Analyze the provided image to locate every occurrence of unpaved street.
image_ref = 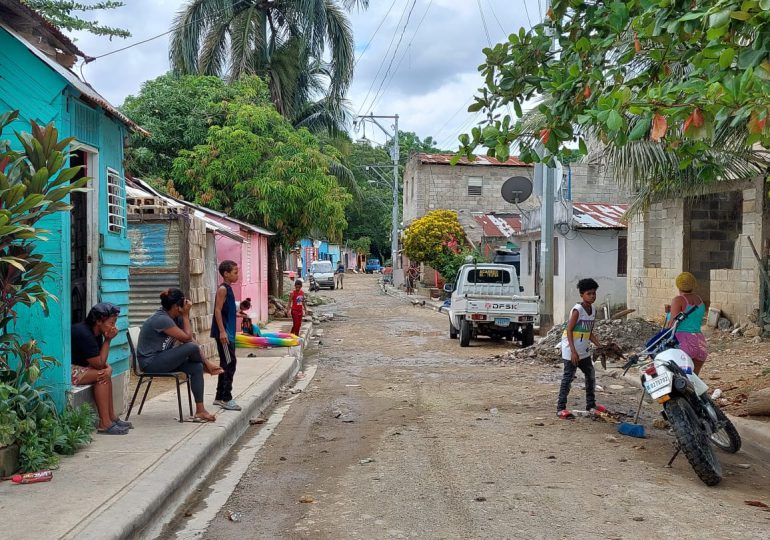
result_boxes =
[168,274,770,539]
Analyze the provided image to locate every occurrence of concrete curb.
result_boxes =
[380,281,444,313]
[73,323,313,540]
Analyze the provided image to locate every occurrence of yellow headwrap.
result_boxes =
[675,272,697,293]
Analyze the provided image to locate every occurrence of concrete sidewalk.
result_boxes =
[0,320,310,540]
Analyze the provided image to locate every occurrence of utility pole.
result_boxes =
[539,0,556,330]
[354,113,401,282]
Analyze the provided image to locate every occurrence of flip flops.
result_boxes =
[114,418,133,429]
[191,413,216,423]
[98,422,129,435]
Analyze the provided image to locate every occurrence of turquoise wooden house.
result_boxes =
[0,0,147,409]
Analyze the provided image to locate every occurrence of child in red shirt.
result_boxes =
[289,279,306,336]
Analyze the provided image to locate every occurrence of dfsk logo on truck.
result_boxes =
[484,302,518,310]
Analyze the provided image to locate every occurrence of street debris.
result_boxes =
[359,457,375,465]
[299,495,315,503]
[744,500,769,509]
[605,435,620,443]
[474,496,487,502]
[249,417,267,425]
[225,510,242,522]
[736,464,752,469]
[652,418,670,430]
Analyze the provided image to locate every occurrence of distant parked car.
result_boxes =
[365,258,382,273]
[309,260,335,290]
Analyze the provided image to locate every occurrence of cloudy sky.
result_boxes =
[74,0,545,149]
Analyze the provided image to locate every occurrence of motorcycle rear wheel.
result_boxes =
[665,397,722,486]
[704,397,742,453]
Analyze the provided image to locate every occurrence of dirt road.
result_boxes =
[167,274,770,539]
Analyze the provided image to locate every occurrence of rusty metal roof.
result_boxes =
[572,203,628,229]
[415,153,531,167]
[0,0,86,58]
[472,213,522,238]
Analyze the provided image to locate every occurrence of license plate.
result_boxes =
[494,318,510,326]
[644,370,672,394]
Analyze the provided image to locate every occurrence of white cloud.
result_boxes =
[68,0,544,143]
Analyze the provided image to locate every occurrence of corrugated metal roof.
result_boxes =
[572,203,628,229]
[416,153,531,167]
[0,22,148,135]
[472,213,521,238]
[0,0,86,58]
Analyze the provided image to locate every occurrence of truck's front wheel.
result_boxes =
[521,325,535,347]
[459,319,471,347]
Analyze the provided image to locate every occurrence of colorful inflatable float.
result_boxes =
[235,327,301,348]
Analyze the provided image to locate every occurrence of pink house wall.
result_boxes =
[208,215,270,323]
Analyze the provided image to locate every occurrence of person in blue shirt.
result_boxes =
[211,260,241,411]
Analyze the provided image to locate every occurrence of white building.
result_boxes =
[518,203,629,324]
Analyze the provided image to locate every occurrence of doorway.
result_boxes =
[70,149,97,324]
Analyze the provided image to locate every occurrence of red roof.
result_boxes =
[473,213,521,238]
[416,153,531,167]
[572,203,628,229]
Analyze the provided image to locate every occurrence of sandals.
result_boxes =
[114,418,133,429]
[191,412,216,423]
[557,410,576,420]
[98,422,129,435]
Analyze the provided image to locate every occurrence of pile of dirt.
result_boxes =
[268,296,290,318]
[502,318,661,363]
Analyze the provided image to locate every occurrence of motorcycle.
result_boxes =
[621,306,741,486]
[308,274,320,292]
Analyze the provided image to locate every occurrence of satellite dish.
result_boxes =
[501,176,533,204]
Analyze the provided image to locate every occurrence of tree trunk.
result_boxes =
[746,388,770,416]
[277,246,286,298]
[267,238,280,298]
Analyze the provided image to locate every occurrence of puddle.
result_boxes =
[395,329,444,337]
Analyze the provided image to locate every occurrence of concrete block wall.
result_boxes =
[186,216,217,361]
[402,158,533,225]
[568,163,633,204]
[628,181,763,324]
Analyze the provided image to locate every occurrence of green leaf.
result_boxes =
[738,49,766,69]
[730,11,751,21]
[708,9,731,28]
[762,0,770,9]
[628,116,652,141]
[719,48,736,69]
[606,110,624,131]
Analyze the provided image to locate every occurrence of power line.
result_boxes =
[522,0,534,29]
[86,0,248,62]
[360,0,418,115]
[367,0,434,112]
[486,0,508,39]
[354,0,399,68]
[432,97,474,144]
[476,0,492,46]
[356,0,412,116]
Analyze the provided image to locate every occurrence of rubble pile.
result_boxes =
[502,318,661,362]
[268,296,290,318]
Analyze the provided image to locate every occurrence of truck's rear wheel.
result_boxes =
[521,325,535,347]
[449,321,458,339]
[459,319,471,347]
[665,397,722,486]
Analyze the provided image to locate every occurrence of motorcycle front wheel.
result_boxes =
[665,397,722,486]
[703,397,742,453]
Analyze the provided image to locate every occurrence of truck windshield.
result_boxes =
[467,268,511,284]
[311,261,333,273]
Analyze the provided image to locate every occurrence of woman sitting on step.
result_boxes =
[136,288,224,422]
[71,302,132,435]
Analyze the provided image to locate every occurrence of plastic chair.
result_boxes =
[125,327,193,423]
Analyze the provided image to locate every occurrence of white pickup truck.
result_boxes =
[446,263,539,347]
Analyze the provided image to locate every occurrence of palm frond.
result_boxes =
[229,6,267,78]
[198,18,232,76]
[321,0,354,97]
[327,159,361,198]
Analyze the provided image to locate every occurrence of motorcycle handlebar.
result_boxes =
[622,354,639,375]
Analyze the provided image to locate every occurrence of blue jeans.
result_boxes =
[557,356,596,412]
[140,342,205,403]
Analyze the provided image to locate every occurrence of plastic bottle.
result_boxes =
[11,470,53,484]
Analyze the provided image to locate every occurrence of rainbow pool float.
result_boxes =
[235,330,301,348]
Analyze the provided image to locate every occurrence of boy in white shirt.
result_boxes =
[557,278,605,418]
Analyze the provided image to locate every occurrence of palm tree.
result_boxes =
[169,0,368,132]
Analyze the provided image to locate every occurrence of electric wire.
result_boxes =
[354,0,399,68]
[486,0,509,39]
[367,0,435,112]
[360,0,418,115]
[86,0,250,62]
[355,0,412,116]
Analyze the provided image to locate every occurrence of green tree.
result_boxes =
[171,102,351,296]
[23,1,130,38]
[169,0,369,133]
[120,75,270,179]
[460,0,770,208]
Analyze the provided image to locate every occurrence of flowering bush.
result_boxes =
[403,210,468,282]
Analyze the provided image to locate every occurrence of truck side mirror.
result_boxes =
[443,283,455,294]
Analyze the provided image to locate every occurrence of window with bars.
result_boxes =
[467,176,483,196]
[617,236,628,276]
[106,168,126,234]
